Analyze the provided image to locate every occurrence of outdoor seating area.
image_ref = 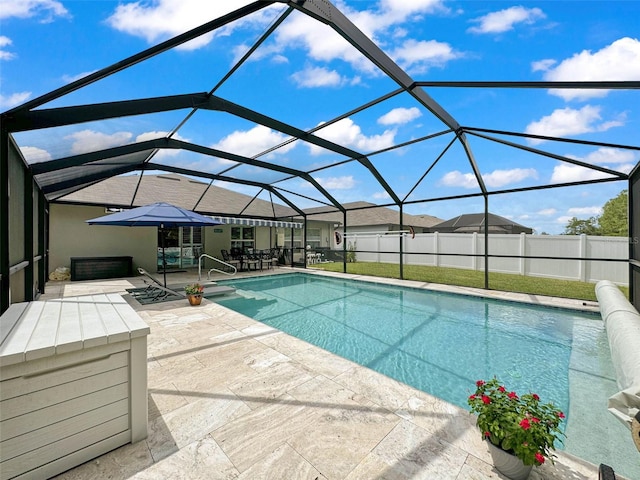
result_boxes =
[25,269,610,480]
[222,248,281,272]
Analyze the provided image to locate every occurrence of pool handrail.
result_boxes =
[198,253,237,281]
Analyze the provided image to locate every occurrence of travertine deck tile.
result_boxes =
[131,434,239,480]
[345,420,468,480]
[211,393,322,473]
[236,443,326,480]
[45,271,617,480]
[146,386,251,462]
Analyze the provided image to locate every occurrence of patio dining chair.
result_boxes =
[221,249,241,271]
[243,248,262,270]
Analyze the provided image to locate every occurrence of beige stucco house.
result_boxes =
[48,174,445,277]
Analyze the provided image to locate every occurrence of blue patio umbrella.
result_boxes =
[87,202,221,287]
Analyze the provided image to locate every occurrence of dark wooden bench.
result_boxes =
[70,256,133,281]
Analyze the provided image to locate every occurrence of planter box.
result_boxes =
[0,294,149,480]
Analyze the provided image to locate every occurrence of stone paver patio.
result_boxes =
[40,268,616,480]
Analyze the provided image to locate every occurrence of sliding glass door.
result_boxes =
[157,226,203,270]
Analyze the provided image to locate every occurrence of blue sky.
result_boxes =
[1,0,638,234]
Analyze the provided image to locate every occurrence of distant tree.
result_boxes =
[563,216,599,235]
[598,190,628,236]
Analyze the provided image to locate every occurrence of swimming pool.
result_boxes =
[214,273,639,478]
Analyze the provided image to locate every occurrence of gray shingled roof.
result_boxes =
[59,175,443,228]
[302,201,443,228]
[428,213,533,234]
[59,173,297,219]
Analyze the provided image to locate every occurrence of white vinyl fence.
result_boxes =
[341,232,629,286]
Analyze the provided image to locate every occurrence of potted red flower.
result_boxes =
[468,377,566,479]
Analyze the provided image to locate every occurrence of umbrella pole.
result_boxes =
[161,225,167,287]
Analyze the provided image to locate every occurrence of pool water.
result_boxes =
[215,273,639,478]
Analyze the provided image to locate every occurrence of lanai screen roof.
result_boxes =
[2,1,639,232]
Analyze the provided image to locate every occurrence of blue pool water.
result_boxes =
[214,273,639,478]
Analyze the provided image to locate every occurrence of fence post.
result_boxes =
[472,232,478,271]
[579,234,587,282]
[377,234,381,263]
[434,232,439,267]
[520,233,526,276]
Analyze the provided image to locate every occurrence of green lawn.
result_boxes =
[308,261,629,302]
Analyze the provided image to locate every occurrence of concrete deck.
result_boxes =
[42,268,615,480]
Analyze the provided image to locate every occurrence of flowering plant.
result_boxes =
[184,283,204,295]
[468,377,566,466]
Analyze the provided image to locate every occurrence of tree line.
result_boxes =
[563,190,628,236]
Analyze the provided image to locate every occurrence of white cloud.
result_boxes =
[276,13,376,74]
[525,105,624,144]
[531,59,555,72]
[538,37,640,100]
[106,1,278,51]
[135,131,189,143]
[391,39,462,73]
[549,164,615,184]
[439,170,479,189]
[568,206,602,215]
[291,66,347,88]
[482,168,538,188]
[315,175,356,190]
[20,146,52,163]
[372,191,391,199]
[577,147,637,165]
[550,146,636,183]
[62,70,98,84]
[310,118,396,155]
[274,1,451,75]
[135,131,190,159]
[378,107,422,125]
[0,0,68,21]
[210,125,295,159]
[537,208,557,216]
[105,0,451,74]
[0,36,15,60]
[0,91,31,109]
[468,6,545,34]
[378,0,445,19]
[439,168,537,189]
[556,216,573,224]
[65,130,133,155]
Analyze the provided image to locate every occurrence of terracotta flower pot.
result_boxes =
[187,294,202,306]
[486,440,533,480]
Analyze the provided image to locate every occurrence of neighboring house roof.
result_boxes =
[58,174,445,230]
[57,173,298,219]
[303,201,443,229]
[428,213,533,234]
